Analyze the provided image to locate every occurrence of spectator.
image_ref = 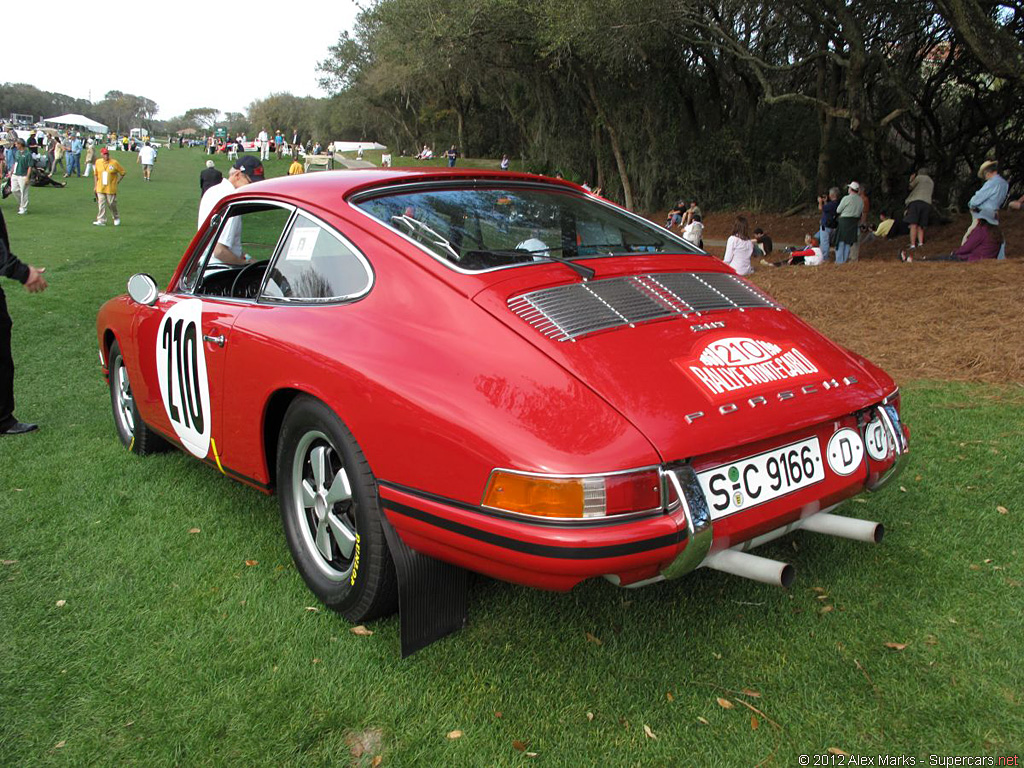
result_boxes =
[67,134,83,177]
[199,160,223,197]
[903,168,934,254]
[445,145,458,167]
[137,141,157,181]
[682,201,702,229]
[762,234,824,267]
[834,181,864,264]
[861,210,910,246]
[288,156,304,175]
[752,227,773,259]
[901,211,1002,262]
[275,130,284,159]
[817,187,840,259]
[963,160,1008,255]
[381,153,392,168]
[92,148,126,227]
[197,156,265,266]
[0,205,48,435]
[500,154,509,171]
[83,139,96,178]
[723,216,754,276]
[10,139,33,215]
[665,200,686,229]
[51,136,65,176]
[1008,193,1023,211]
[682,214,704,249]
[257,128,269,161]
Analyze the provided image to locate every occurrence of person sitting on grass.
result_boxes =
[752,227,773,259]
[761,234,824,267]
[682,214,703,249]
[900,211,1002,262]
[723,216,754,276]
[665,200,686,229]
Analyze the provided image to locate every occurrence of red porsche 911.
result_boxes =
[97,169,908,654]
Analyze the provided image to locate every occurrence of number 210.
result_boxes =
[161,317,204,432]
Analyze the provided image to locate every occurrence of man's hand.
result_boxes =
[24,266,47,293]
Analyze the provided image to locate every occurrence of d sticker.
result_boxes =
[826,428,864,476]
[156,299,212,458]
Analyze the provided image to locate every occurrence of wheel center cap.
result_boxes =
[314,493,328,518]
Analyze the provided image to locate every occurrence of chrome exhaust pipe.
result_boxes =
[701,549,795,588]
[799,512,884,543]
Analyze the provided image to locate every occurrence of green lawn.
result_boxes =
[1,148,1021,765]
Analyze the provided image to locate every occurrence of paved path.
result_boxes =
[335,157,376,169]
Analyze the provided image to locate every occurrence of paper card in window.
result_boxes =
[287,226,320,261]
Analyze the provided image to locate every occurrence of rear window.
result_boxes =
[354,185,697,272]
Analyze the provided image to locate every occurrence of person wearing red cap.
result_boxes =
[93,147,126,226]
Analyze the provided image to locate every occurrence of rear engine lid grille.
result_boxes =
[508,272,777,342]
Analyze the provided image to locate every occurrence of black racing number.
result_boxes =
[161,316,204,432]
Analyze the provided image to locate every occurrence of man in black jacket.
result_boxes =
[0,206,48,435]
[199,160,223,197]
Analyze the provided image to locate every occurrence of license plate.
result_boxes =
[697,437,825,520]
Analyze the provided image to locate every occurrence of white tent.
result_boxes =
[43,113,108,134]
[331,141,387,153]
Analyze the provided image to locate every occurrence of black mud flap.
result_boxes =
[379,511,468,657]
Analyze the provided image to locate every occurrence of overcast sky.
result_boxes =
[10,2,361,120]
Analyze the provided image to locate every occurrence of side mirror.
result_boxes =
[127,273,159,306]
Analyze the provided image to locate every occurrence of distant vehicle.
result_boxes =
[9,113,34,126]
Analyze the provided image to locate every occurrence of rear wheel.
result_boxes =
[277,396,397,622]
[108,340,168,455]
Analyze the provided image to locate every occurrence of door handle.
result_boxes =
[203,334,225,347]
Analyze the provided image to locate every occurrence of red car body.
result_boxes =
[97,169,908,622]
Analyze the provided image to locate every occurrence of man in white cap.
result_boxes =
[834,181,863,264]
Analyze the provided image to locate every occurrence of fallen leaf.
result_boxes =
[54,740,66,749]
[712,652,722,659]
[924,636,938,646]
[124,721,134,728]
[447,730,463,740]
[716,697,734,709]
[304,606,320,612]
[883,642,908,651]
[351,625,374,637]
[643,724,657,740]
[914,474,922,482]
[188,528,201,534]
[816,594,830,600]
[741,688,761,698]
[997,506,1009,515]
[494,711,503,718]
[751,715,760,730]
[56,600,66,608]
[312,658,321,664]
[244,559,258,567]
[372,757,383,767]
[948,617,958,624]
[969,564,981,571]
[585,632,602,646]
[526,752,538,758]
[586,712,594,722]
[820,605,834,614]
[512,740,527,752]
[984,559,993,563]
[666,691,674,702]
[2,560,18,566]
[828,748,850,756]
[811,587,827,594]
[697,716,710,725]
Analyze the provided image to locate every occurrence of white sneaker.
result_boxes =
[93,220,104,226]
[113,219,121,226]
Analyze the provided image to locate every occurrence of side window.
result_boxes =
[261,214,372,302]
[187,204,292,299]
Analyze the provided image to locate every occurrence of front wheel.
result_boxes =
[108,340,168,455]
[277,396,397,622]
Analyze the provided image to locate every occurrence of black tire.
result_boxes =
[277,395,398,622]
[108,340,168,455]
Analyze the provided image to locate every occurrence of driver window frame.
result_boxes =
[256,208,375,306]
[178,199,297,302]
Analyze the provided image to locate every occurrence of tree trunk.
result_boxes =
[585,74,633,210]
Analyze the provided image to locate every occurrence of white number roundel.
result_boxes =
[156,299,211,458]
[826,428,864,476]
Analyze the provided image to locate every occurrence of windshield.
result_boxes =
[354,185,699,272]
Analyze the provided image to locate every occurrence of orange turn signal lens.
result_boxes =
[482,469,663,520]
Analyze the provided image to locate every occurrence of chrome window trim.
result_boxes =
[179,199,297,300]
[257,207,375,305]
[347,180,700,276]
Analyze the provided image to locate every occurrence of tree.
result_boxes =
[183,107,220,131]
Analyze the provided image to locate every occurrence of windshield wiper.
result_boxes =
[580,241,666,254]
[475,247,596,281]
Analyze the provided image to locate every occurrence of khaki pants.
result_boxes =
[97,193,119,223]
[11,175,29,213]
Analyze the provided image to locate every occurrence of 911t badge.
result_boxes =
[677,335,824,400]
[156,299,211,458]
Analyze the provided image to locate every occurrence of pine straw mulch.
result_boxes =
[747,259,1024,385]
[646,209,1024,384]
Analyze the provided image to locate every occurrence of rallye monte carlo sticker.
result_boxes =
[156,299,211,459]
[676,336,824,400]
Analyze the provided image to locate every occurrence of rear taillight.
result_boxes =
[482,468,662,520]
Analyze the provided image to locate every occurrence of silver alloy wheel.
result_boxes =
[113,356,135,436]
[290,430,358,582]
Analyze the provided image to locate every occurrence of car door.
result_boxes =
[132,201,294,466]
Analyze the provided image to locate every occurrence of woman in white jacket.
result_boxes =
[723,216,754,275]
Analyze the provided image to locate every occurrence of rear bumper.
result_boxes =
[379,402,909,590]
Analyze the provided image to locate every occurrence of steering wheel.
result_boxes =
[229,260,265,298]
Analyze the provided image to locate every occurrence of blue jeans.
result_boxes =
[817,227,835,260]
[835,241,851,264]
[67,153,80,176]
